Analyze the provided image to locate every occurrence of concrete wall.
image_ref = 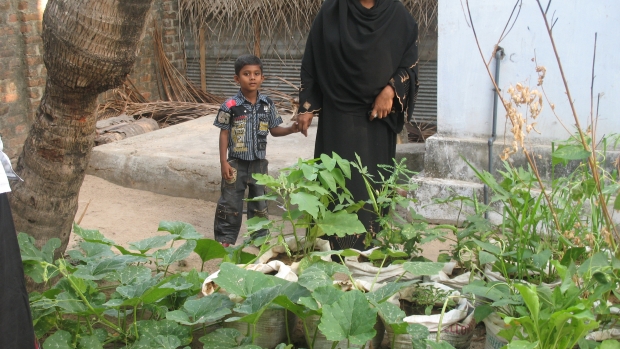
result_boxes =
[0,0,184,160]
[438,0,619,142]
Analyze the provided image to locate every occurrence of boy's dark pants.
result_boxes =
[214,158,269,244]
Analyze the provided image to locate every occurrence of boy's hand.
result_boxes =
[221,161,234,180]
[291,121,301,134]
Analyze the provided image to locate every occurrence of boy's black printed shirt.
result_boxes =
[214,90,283,161]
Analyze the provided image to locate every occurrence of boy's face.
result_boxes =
[234,64,264,95]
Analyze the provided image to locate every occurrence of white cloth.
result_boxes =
[0,137,12,194]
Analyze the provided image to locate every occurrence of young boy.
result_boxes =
[213,54,301,247]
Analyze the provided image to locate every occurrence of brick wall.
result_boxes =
[2,0,186,159]
[128,0,185,101]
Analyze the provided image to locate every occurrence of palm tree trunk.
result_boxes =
[9,0,154,259]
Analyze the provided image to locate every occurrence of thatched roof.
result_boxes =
[179,0,437,60]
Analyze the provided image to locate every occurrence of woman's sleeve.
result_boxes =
[298,35,323,115]
[391,17,420,122]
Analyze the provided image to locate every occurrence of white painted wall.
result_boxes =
[438,0,620,142]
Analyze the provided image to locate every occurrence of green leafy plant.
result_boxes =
[352,155,457,266]
[21,222,239,348]
[248,153,366,261]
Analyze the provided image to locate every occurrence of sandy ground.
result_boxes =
[71,174,486,348]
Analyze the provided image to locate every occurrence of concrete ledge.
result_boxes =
[408,176,488,225]
[87,115,316,203]
[424,135,620,183]
[395,142,425,173]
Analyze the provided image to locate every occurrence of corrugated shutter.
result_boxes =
[186,58,301,102]
[412,60,437,125]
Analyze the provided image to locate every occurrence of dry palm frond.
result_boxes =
[154,23,222,104]
[100,100,220,127]
[406,122,437,143]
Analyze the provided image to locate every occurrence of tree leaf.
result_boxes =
[290,192,322,218]
[194,238,227,263]
[42,330,73,349]
[158,221,202,240]
[318,290,378,345]
[402,262,445,276]
[317,210,366,237]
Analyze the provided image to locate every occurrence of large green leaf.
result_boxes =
[112,265,152,285]
[193,238,227,263]
[129,235,176,254]
[402,262,445,276]
[166,293,234,326]
[311,285,344,309]
[552,145,591,165]
[42,330,73,349]
[199,328,243,349]
[135,319,192,347]
[77,335,104,349]
[375,302,405,326]
[318,290,378,345]
[478,250,498,265]
[73,256,140,280]
[215,263,279,297]
[333,152,351,179]
[75,241,115,259]
[236,286,282,323]
[245,217,272,234]
[320,153,337,171]
[153,240,197,266]
[72,224,115,245]
[365,281,417,304]
[290,192,322,218]
[158,221,203,240]
[317,210,366,237]
[298,268,332,291]
[319,169,338,192]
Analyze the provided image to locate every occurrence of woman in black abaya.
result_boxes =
[297,0,419,250]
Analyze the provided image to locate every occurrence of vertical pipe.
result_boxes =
[484,47,505,218]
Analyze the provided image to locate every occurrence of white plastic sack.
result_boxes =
[202,260,298,297]
[398,282,473,333]
[257,236,332,273]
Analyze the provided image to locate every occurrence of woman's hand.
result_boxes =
[297,112,314,137]
[369,85,395,121]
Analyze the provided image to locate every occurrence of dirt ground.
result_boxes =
[71,174,486,348]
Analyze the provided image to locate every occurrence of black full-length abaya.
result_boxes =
[299,0,419,250]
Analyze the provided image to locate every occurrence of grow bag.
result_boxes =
[201,260,298,348]
[344,247,425,283]
[384,282,475,349]
[482,312,509,349]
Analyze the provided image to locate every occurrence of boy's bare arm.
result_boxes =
[219,129,234,179]
[269,122,301,137]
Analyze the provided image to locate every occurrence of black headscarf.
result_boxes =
[299,0,419,133]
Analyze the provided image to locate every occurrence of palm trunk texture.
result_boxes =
[10,0,154,259]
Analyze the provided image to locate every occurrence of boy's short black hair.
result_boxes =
[234,54,263,75]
